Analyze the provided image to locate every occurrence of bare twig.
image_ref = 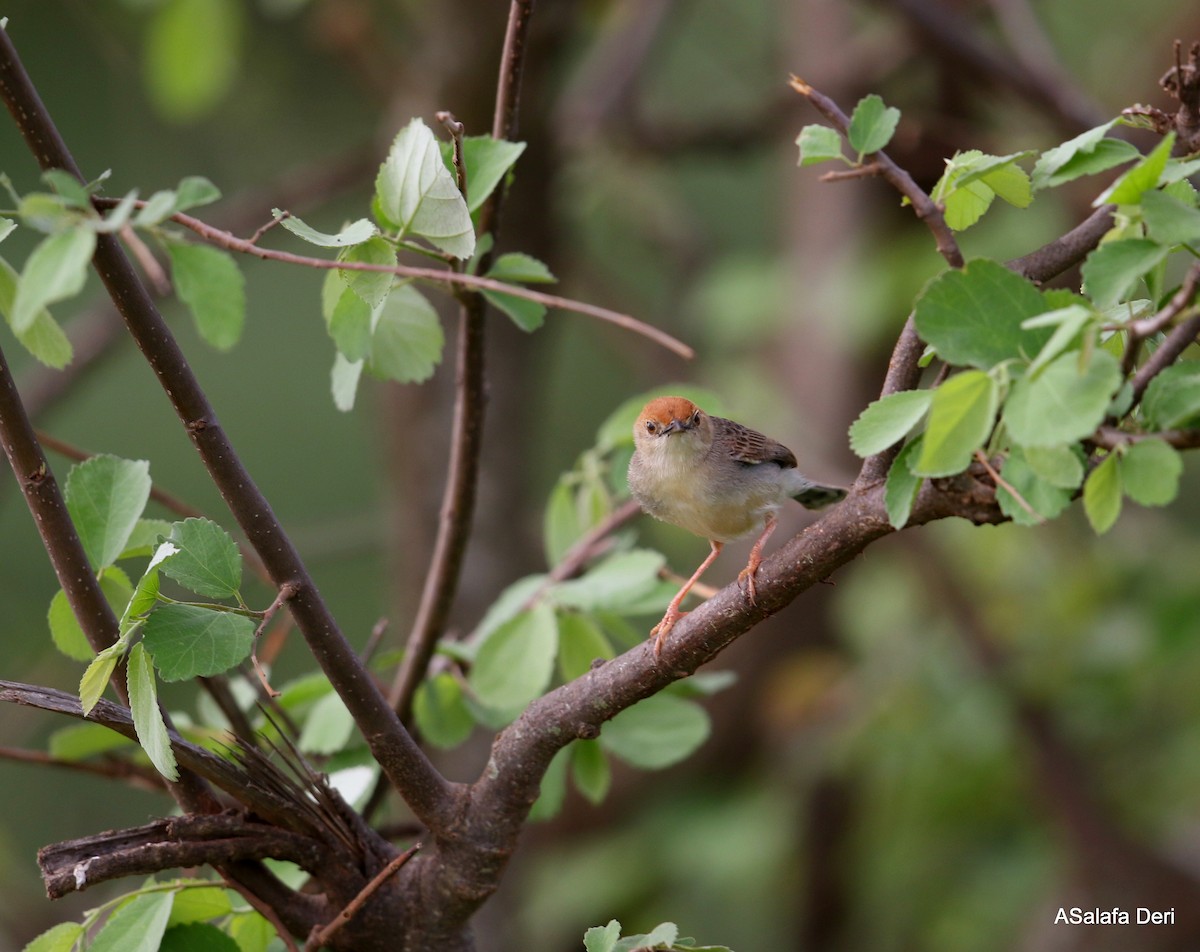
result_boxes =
[973,449,1042,523]
[304,844,421,951]
[436,111,468,201]
[1130,268,1200,405]
[1092,425,1200,450]
[1122,261,1200,377]
[0,744,165,791]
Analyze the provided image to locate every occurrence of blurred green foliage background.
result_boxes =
[2,0,1200,950]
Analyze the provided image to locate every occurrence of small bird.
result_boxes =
[627,396,846,655]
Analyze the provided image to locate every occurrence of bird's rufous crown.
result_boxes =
[637,396,703,427]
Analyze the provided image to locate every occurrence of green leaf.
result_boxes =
[1095,133,1174,206]
[166,241,245,350]
[1023,444,1085,489]
[127,642,179,781]
[543,476,582,567]
[298,689,355,755]
[848,389,932,457]
[1142,360,1200,428]
[617,923,679,951]
[571,738,611,804]
[942,176,995,232]
[468,603,558,710]
[49,566,134,661]
[584,920,622,952]
[913,259,1050,369]
[89,889,174,952]
[330,351,364,412]
[847,94,900,157]
[0,255,72,368]
[1004,350,1121,447]
[228,912,273,952]
[552,549,666,611]
[162,517,243,599]
[364,283,445,384]
[65,455,152,570]
[1032,121,1135,190]
[120,517,176,559]
[600,694,710,769]
[48,722,135,760]
[481,288,545,331]
[1121,438,1182,506]
[1024,305,1094,375]
[160,923,240,952]
[885,438,924,529]
[486,251,556,284]
[326,285,373,361]
[528,744,571,821]
[274,211,377,247]
[440,135,527,214]
[0,217,16,243]
[995,448,1071,525]
[795,124,845,166]
[79,642,123,716]
[557,612,615,681]
[144,0,243,122]
[1140,189,1200,246]
[375,118,475,258]
[133,177,222,227]
[413,673,475,749]
[22,921,84,952]
[142,603,256,681]
[1083,452,1122,534]
[337,236,396,310]
[1081,238,1169,311]
[912,370,997,478]
[12,227,96,334]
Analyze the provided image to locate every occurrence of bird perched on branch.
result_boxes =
[627,396,846,656]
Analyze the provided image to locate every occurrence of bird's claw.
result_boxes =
[650,608,687,657]
[737,564,760,605]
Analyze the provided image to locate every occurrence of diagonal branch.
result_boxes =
[0,28,460,834]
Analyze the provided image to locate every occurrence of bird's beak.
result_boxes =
[661,416,693,436]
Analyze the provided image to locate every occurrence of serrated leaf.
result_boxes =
[795,124,844,166]
[413,672,475,749]
[142,603,255,681]
[337,236,396,310]
[913,259,1050,369]
[481,289,545,331]
[48,566,134,661]
[584,920,622,952]
[364,283,445,383]
[1120,438,1181,506]
[571,738,611,804]
[166,241,245,350]
[1140,189,1200,246]
[89,888,174,952]
[912,371,997,478]
[127,642,178,780]
[1032,121,1126,190]
[0,255,72,368]
[847,94,900,157]
[274,210,377,247]
[552,549,666,611]
[440,135,527,214]
[120,517,176,559]
[468,603,558,710]
[1024,305,1094,375]
[1095,133,1174,206]
[487,251,555,284]
[65,455,151,570]
[375,118,475,258]
[1081,238,1169,311]
[557,612,615,681]
[1083,452,1122,534]
[616,923,679,952]
[942,176,995,231]
[163,517,242,599]
[22,921,84,952]
[1004,350,1121,447]
[1023,444,1084,489]
[600,694,710,769]
[173,175,221,212]
[12,228,96,334]
[1142,360,1200,428]
[885,438,923,530]
[79,643,122,716]
[995,448,1070,525]
[848,389,933,457]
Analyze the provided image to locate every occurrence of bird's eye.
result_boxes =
[645,421,657,433]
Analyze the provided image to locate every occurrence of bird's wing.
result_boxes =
[713,416,797,468]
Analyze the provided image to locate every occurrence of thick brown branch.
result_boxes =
[1007,205,1116,283]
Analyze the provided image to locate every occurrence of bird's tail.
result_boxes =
[792,481,847,509]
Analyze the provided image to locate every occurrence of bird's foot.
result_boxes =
[650,607,687,657]
[737,562,761,605]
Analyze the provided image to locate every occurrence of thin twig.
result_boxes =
[120,224,172,295]
[790,75,964,269]
[251,584,297,698]
[973,450,1042,523]
[1130,273,1200,405]
[1122,261,1200,377]
[436,111,468,201]
[387,0,541,726]
[304,843,420,951]
[0,744,165,791]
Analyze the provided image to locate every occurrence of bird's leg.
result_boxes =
[737,513,777,604]
[652,540,723,656]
